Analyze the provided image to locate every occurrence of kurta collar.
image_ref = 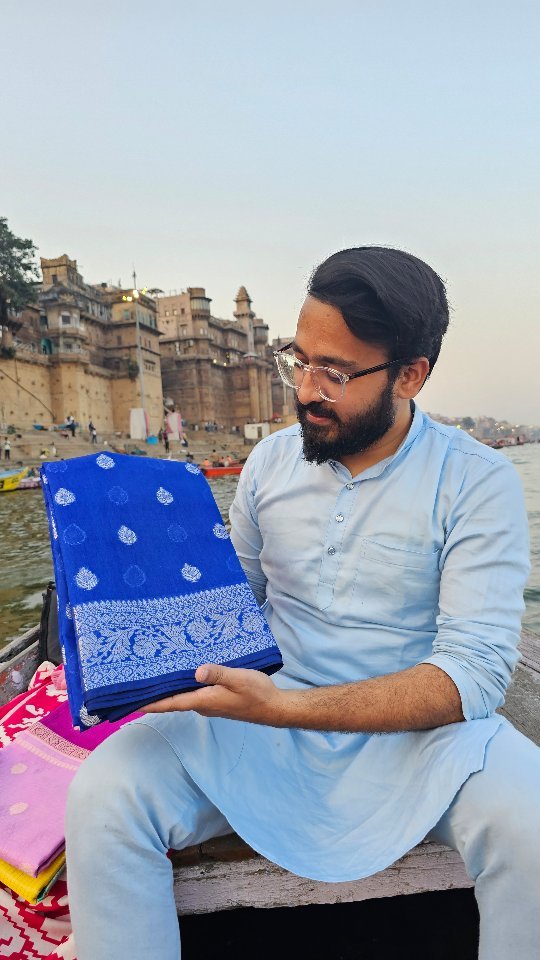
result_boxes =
[327,402,426,483]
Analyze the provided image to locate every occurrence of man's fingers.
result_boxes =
[195,663,237,686]
[139,665,254,714]
[140,688,211,714]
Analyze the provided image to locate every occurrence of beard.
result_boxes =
[296,378,397,465]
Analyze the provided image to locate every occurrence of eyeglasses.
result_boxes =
[273,343,413,403]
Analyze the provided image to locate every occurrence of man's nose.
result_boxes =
[296,367,321,405]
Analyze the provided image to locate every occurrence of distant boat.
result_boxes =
[0,467,31,492]
[491,436,530,449]
[201,464,243,478]
[18,474,42,490]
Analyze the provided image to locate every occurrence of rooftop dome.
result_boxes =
[235,286,251,303]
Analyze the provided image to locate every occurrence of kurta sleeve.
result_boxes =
[229,453,268,607]
[421,458,530,720]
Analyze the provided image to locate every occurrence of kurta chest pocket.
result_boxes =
[349,538,441,631]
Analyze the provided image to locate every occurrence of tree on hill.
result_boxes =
[0,217,40,329]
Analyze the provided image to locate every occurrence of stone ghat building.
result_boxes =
[157,286,274,430]
[0,255,163,435]
[0,256,283,435]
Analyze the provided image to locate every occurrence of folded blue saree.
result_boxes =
[41,453,282,729]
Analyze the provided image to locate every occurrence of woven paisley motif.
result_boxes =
[63,524,86,545]
[54,488,75,506]
[108,485,129,505]
[212,523,229,539]
[181,563,201,582]
[74,567,98,590]
[156,486,174,505]
[79,705,102,727]
[96,454,115,470]
[168,523,188,542]
[118,525,137,545]
[123,564,147,587]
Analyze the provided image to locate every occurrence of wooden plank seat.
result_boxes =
[169,836,474,915]
[1,628,539,915]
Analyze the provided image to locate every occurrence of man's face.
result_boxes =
[292,296,399,465]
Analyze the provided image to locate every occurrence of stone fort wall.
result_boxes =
[0,355,162,434]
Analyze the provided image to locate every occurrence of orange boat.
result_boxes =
[201,464,243,478]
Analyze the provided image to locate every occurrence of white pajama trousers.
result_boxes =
[66,718,540,960]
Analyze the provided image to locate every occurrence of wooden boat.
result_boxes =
[18,474,42,490]
[1,622,539,917]
[201,464,243,478]
[0,466,30,492]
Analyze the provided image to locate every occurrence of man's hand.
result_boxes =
[140,664,290,726]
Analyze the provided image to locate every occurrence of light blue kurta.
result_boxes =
[151,405,530,881]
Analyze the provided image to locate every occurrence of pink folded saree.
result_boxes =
[0,700,134,876]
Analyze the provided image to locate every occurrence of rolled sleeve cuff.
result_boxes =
[421,653,492,721]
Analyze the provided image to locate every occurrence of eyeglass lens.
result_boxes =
[276,353,343,401]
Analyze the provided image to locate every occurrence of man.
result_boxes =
[3,438,10,461]
[67,247,538,960]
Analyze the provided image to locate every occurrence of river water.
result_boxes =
[1,447,539,649]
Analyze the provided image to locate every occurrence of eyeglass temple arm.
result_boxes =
[348,358,413,381]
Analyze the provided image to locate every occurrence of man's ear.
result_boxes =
[395,357,431,399]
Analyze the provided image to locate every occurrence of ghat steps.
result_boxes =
[1,427,251,469]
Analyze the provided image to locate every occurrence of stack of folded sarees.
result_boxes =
[40,452,282,730]
[0,667,133,905]
[0,452,283,919]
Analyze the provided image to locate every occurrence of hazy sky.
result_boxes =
[2,1,539,423]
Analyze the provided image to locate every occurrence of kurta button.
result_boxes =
[327,546,336,555]
[336,515,344,522]
[346,483,354,490]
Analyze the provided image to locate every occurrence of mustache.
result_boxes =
[295,399,339,422]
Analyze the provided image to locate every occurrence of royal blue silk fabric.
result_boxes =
[41,453,282,729]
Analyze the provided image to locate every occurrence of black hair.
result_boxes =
[307,246,450,373]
